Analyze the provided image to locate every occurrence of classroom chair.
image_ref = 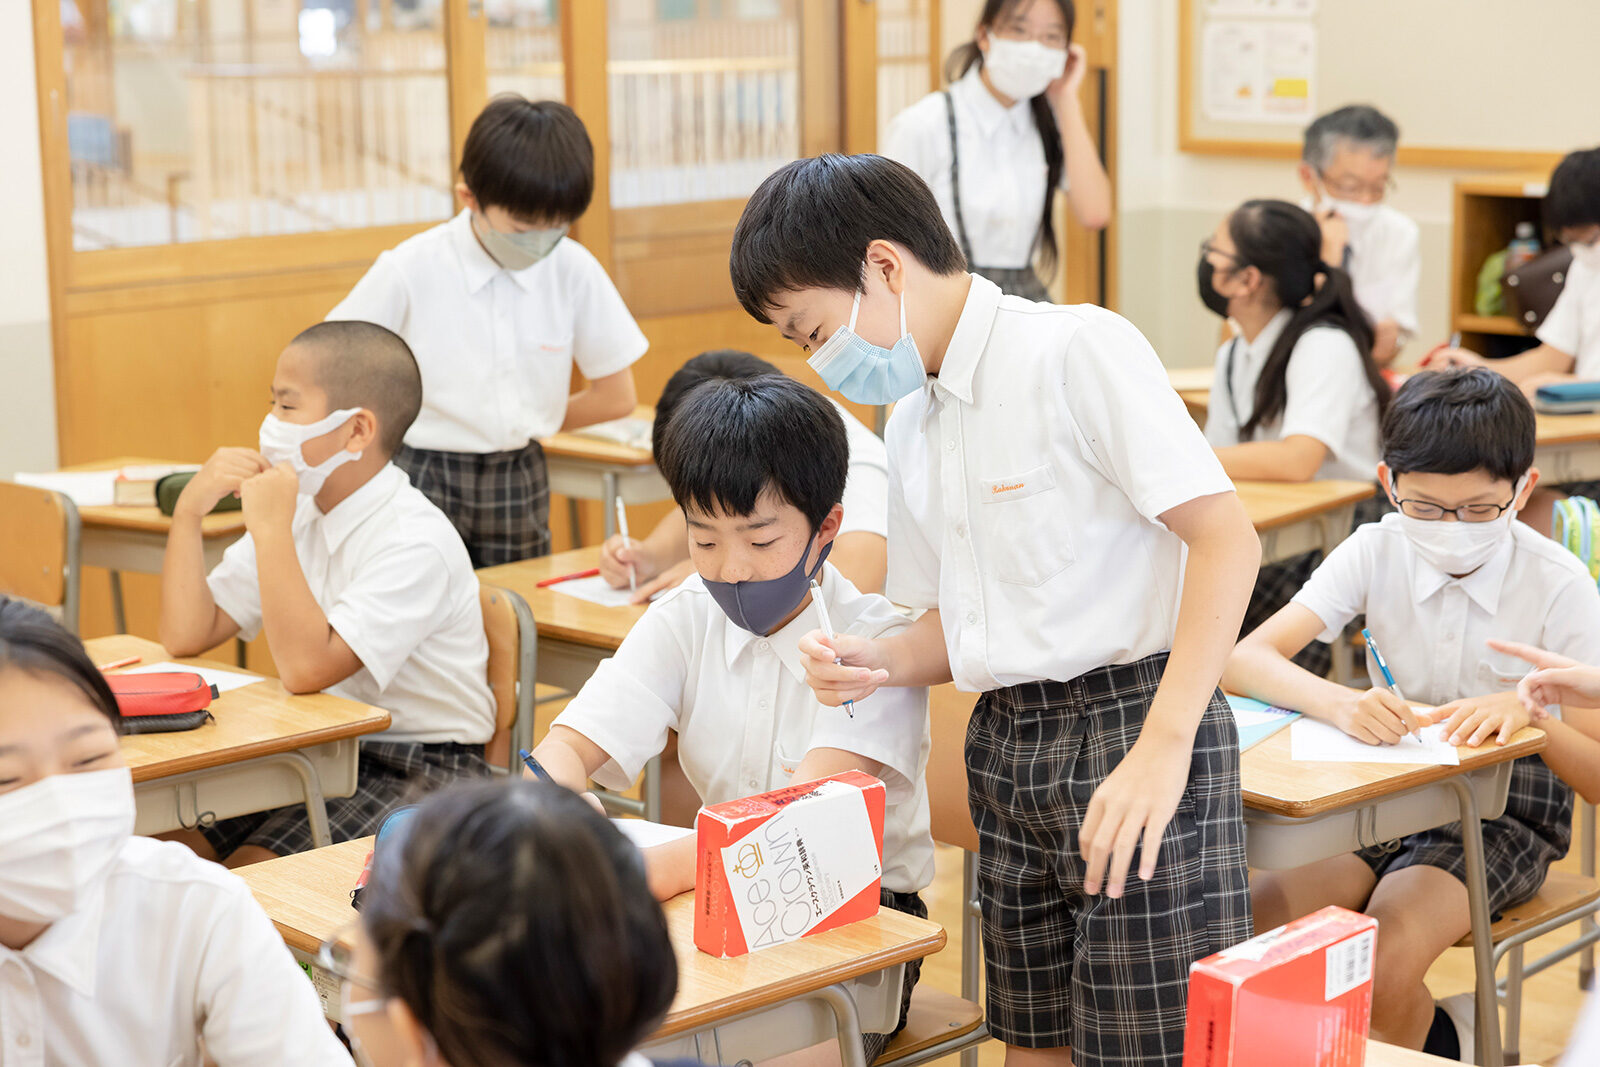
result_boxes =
[1456,800,1600,1063]
[0,480,82,633]
[479,582,559,774]
[873,684,988,1067]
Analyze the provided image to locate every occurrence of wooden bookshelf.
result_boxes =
[1450,172,1552,359]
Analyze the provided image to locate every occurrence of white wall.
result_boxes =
[0,2,56,478]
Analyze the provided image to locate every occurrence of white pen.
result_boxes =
[810,579,854,718]
[614,498,637,594]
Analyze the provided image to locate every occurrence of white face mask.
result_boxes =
[1395,479,1522,576]
[981,36,1068,102]
[472,212,567,271]
[1320,194,1380,228]
[259,408,364,497]
[1570,239,1600,272]
[0,767,134,924]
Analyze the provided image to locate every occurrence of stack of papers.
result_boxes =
[1289,717,1459,766]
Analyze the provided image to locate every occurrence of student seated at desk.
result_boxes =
[599,349,889,600]
[1202,198,1392,674]
[330,780,681,1067]
[533,374,933,1065]
[1224,368,1600,1061]
[1297,105,1420,367]
[159,321,495,868]
[0,597,350,1066]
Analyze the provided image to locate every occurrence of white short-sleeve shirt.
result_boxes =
[1202,309,1383,483]
[882,67,1065,270]
[832,397,890,540]
[884,275,1237,692]
[0,836,350,1067]
[1302,198,1421,342]
[1291,513,1600,704]
[206,464,495,745]
[1537,257,1600,380]
[328,210,649,453]
[551,564,933,895]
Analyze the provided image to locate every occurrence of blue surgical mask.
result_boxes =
[807,286,927,405]
[703,536,832,636]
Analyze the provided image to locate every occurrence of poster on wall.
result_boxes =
[1201,18,1316,123]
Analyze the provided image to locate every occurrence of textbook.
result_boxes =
[693,771,885,958]
[1183,906,1377,1067]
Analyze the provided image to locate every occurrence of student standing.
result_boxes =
[1297,105,1420,367]
[732,153,1260,1067]
[329,96,647,566]
[882,0,1110,301]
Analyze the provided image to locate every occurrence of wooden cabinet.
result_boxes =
[1450,172,1553,360]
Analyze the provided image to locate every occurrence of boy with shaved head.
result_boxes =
[160,321,495,867]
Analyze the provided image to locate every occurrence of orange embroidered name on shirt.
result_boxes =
[992,482,1025,494]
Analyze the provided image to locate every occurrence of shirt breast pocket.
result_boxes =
[1477,655,1528,691]
[520,330,573,368]
[980,464,1076,587]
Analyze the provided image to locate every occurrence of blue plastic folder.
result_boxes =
[1227,694,1301,751]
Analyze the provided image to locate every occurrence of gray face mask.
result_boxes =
[471,212,568,271]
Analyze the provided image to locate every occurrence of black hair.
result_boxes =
[1543,147,1600,234]
[730,154,967,324]
[290,320,424,455]
[1223,199,1390,439]
[362,780,677,1067]
[1301,105,1400,169]
[0,596,122,732]
[656,374,848,531]
[460,95,595,224]
[944,0,1074,280]
[651,350,782,459]
[1381,368,1534,483]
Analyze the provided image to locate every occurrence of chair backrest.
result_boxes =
[0,482,81,633]
[479,582,537,773]
[927,684,981,854]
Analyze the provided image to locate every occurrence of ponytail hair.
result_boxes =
[943,0,1075,281]
[1227,199,1390,439]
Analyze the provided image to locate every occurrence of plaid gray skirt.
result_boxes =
[964,653,1252,1064]
[396,439,551,568]
[975,265,1051,303]
[198,739,490,859]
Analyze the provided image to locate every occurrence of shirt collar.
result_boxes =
[1406,525,1516,614]
[719,564,839,685]
[930,273,1002,407]
[953,64,1031,136]
[1242,307,1294,364]
[449,209,503,295]
[10,872,109,998]
[316,463,406,555]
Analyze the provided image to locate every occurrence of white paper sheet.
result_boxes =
[116,661,263,694]
[15,470,119,507]
[612,818,694,850]
[1289,717,1459,766]
[572,416,654,451]
[550,574,646,608]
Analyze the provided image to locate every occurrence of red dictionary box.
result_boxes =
[694,771,886,958]
[1184,905,1377,1067]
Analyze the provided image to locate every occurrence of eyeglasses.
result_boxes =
[1199,237,1245,266]
[1317,169,1397,202]
[993,21,1070,49]
[318,925,385,995]
[1392,494,1517,523]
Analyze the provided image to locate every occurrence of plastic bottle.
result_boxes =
[1506,221,1542,272]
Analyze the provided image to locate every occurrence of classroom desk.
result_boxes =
[1535,410,1600,485]
[1237,479,1375,566]
[1242,723,1547,1067]
[1167,365,1213,419]
[91,635,390,846]
[1366,1043,1477,1066]
[65,457,248,634]
[238,838,947,1067]
[541,405,670,540]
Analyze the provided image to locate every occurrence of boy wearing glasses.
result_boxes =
[1297,104,1418,366]
[1224,368,1600,1061]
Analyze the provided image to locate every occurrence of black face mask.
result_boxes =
[1196,257,1232,318]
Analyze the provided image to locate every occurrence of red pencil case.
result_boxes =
[105,672,217,734]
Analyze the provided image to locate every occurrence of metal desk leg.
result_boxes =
[644,753,662,824]
[816,982,869,1067]
[961,850,983,1067]
[567,497,583,545]
[602,471,620,540]
[109,570,127,633]
[1446,777,1503,1067]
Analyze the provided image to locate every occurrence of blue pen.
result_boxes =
[518,748,553,781]
[1361,628,1408,703]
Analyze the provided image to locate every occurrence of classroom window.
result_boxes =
[875,0,934,149]
[61,0,453,250]
[486,0,565,104]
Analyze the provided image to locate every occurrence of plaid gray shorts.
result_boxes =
[1358,755,1573,914]
[199,739,490,859]
[862,889,928,1064]
[964,653,1252,1064]
[396,440,551,568]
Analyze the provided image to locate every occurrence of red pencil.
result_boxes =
[97,655,141,672]
[535,568,601,588]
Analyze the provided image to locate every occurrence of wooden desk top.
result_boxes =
[540,405,657,466]
[65,456,247,538]
[478,546,646,650]
[1236,479,1375,532]
[1364,1042,1464,1066]
[1535,410,1600,446]
[1241,721,1545,819]
[1166,366,1214,394]
[92,636,391,782]
[239,837,948,1038]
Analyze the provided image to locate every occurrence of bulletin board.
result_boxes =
[1178,0,1598,169]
